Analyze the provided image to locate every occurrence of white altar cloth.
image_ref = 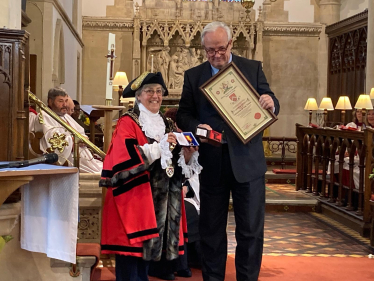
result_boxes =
[0,164,79,263]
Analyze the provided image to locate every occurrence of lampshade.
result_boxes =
[113,71,129,86]
[354,94,373,109]
[370,88,374,99]
[335,96,352,110]
[304,98,318,110]
[319,97,334,110]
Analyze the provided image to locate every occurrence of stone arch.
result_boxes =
[52,18,65,86]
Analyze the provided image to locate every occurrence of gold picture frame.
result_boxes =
[199,62,277,144]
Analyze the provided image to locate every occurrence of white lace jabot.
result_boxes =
[138,103,166,142]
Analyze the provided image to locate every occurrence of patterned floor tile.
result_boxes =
[226,212,372,257]
[265,184,312,200]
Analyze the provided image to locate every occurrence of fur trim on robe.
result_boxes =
[100,105,187,261]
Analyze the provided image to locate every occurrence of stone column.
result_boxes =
[366,0,374,94]
[319,0,341,25]
[262,0,271,22]
[133,15,141,79]
[0,0,21,29]
[317,0,341,102]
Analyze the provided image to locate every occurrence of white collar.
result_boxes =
[138,103,165,142]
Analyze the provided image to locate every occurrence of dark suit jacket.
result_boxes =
[177,55,280,185]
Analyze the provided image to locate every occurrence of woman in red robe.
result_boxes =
[100,72,202,281]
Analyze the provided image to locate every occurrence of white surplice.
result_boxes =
[35,112,103,173]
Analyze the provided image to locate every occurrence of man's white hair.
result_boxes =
[201,21,232,46]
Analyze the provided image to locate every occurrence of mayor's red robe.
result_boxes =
[100,108,187,261]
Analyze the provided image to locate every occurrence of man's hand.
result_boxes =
[259,94,275,112]
[182,146,198,163]
[197,124,212,143]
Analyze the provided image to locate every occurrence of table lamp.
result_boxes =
[370,88,374,99]
[354,94,373,125]
[113,71,129,116]
[113,71,129,104]
[304,98,318,125]
[335,96,352,123]
[319,97,334,127]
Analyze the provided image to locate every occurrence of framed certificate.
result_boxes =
[199,62,277,144]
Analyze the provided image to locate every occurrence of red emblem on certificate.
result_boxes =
[229,93,237,101]
[199,62,278,144]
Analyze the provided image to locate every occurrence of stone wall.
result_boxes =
[24,0,84,102]
[263,23,321,137]
[82,23,134,106]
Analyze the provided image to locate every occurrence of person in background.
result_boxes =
[366,109,374,128]
[346,109,364,130]
[67,97,75,116]
[100,72,202,281]
[72,100,81,120]
[177,21,280,281]
[34,87,103,173]
[69,99,91,133]
[29,107,38,133]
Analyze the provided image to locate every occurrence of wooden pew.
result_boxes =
[295,124,374,238]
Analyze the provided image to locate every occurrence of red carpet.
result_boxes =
[149,255,374,281]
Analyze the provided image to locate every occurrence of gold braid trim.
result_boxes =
[131,71,150,91]
[123,110,140,127]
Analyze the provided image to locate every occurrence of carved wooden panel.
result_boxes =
[78,208,101,242]
[0,29,29,162]
[326,11,368,124]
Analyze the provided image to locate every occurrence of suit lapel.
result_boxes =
[198,61,213,87]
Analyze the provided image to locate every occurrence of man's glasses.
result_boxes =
[204,42,231,57]
[144,89,163,96]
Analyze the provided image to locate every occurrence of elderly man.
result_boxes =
[35,87,102,173]
[177,21,280,281]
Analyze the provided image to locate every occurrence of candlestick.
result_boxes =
[105,33,116,101]
[151,54,154,73]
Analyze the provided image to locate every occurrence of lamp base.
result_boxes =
[323,109,327,128]
[105,99,112,106]
[341,110,346,124]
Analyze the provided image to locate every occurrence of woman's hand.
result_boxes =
[182,146,198,163]
[167,132,177,149]
[182,185,188,198]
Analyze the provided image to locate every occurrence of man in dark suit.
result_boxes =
[176,21,280,281]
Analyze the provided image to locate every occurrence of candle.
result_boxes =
[151,54,154,73]
[106,33,116,100]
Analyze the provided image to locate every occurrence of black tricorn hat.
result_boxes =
[122,71,168,98]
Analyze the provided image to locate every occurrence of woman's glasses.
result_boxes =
[144,89,163,96]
